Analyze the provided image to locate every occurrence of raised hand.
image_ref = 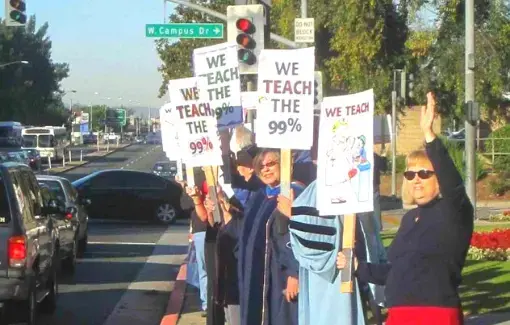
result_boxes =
[421,92,437,142]
[277,189,294,218]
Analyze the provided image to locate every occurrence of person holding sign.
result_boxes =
[337,93,474,325]
[223,149,304,325]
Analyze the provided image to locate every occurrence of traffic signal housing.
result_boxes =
[227,4,265,74]
[5,0,27,27]
[314,71,323,111]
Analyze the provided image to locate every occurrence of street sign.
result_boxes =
[106,109,126,126]
[145,23,224,39]
[294,18,314,43]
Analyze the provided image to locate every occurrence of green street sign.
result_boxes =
[106,108,126,126]
[145,23,224,39]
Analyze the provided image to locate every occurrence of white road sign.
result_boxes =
[294,18,314,43]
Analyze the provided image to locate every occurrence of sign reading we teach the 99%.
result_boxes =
[167,77,223,168]
[193,42,243,130]
[255,47,315,150]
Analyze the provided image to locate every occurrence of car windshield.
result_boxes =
[38,180,66,201]
[22,135,37,147]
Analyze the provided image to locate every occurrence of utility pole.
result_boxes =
[391,90,397,198]
[465,0,477,211]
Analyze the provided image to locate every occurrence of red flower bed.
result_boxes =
[470,229,510,250]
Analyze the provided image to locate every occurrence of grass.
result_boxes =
[380,223,510,316]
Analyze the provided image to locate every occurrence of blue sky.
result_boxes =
[2,0,176,111]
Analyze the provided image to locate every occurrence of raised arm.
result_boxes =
[421,93,472,210]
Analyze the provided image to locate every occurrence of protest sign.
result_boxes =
[160,103,184,180]
[160,103,179,155]
[167,77,223,168]
[193,42,243,130]
[255,47,315,149]
[316,89,375,216]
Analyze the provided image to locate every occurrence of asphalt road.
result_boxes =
[33,144,190,325]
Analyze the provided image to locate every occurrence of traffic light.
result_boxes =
[5,0,27,27]
[407,73,415,102]
[227,5,265,74]
[314,71,323,111]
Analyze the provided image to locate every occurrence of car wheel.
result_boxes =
[155,203,177,224]
[40,260,58,314]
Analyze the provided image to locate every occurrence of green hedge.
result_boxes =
[484,125,510,173]
[441,137,486,181]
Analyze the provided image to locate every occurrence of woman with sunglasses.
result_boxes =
[337,92,474,325]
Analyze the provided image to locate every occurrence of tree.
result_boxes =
[155,0,233,98]
[0,16,69,125]
[404,0,510,123]
[271,0,408,113]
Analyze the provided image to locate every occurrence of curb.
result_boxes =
[50,143,133,175]
[160,262,188,325]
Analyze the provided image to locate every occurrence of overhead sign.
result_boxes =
[145,23,224,39]
[106,109,126,126]
[294,18,314,43]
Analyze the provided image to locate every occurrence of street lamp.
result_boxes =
[0,60,29,69]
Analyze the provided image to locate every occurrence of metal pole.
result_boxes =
[164,0,298,49]
[246,80,255,132]
[90,104,93,133]
[164,0,167,23]
[465,0,476,211]
[391,90,397,197]
[301,0,307,18]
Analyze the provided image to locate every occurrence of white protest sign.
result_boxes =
[241,91,258,110]
[167,77,223,168]
[159,103,180,157]
[255,47,315,149]
[316,89,375,216]
[193,42,243,130]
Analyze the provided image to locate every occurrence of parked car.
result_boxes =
[152,161,178,179]
[23,149,42,171]
[145,133,161,144]
[0,162,59,324]
[37,175,89,256]
[72,169,184,224]
[39,184,78,274]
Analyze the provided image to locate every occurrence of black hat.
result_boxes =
[236,145,258,167]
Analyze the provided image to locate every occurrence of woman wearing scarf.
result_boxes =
[337,93,474,325]
[222,148,304,325]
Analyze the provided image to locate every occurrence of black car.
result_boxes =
[152,161,178,179]
[0,162,59,324]
[72,169,184,224]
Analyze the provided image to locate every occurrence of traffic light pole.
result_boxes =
[465,0,477,213]
[391,90,397,198]
[164,0,298,49]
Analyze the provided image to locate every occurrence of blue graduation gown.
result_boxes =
[262,184,305,325]
[237,188,277,325]
[288,181,367,325]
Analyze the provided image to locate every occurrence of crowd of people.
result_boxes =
[178,93,474,325]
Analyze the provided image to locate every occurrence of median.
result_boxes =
[44,143,132,174]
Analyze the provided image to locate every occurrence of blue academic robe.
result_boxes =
[288,181,367,325]
[262,183,305,325]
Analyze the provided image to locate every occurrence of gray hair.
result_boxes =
[230,125,254,154]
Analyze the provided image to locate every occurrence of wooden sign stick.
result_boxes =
[340,213,357,293]
[204,166,222,224]
[277,149,293,233]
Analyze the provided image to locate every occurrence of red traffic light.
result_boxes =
[236,18,255,34]
[10,0,26,11]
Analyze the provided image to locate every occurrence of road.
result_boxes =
[34,144,189,325]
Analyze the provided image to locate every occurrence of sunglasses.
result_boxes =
[403,170,435,181]
[259,161,279,170]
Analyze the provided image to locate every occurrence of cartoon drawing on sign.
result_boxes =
[325,119,371,204]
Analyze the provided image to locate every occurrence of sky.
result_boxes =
[1,0,177,112]
[1,1,436,116]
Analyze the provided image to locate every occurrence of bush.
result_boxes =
[441,137,486,181]
[484,125,510,173]
[489,178,510,196]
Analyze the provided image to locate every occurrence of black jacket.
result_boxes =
[356,137,474,308]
